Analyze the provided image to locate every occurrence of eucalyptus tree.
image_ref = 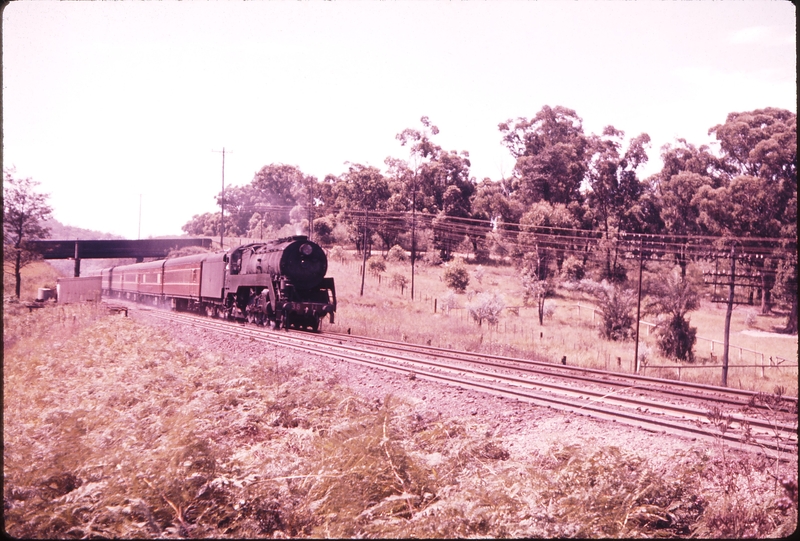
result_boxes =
[498,105,589,210]
[428,149,477,261]
[695,108,797,321]
[648,140,726,275]
[470,177,522,226]
[216,183,275,235]
[518,201,579,278]
[395,116,439,298]
[3,168,53,298]
[396,117,477,260]
[181,212,240,238]
[470,177,523,260]
[250,163,312,228]
[336,163,390,296]
[585,127,653,281]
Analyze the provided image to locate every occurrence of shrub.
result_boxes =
[560,255,585,282]
[440,291,459,315]
[473,265,485,284]
[327,245,348,263]
[443,260,469,293]
[522,273,556,325]
[386,245,407,262]
[645,270,700,361]
[422,250,443,267]
[313,217,335,245]
[580,279,636,341]
[368,257,386,276]
[656,314,697,362]
[391,273,408,293]
[467,292,505,326]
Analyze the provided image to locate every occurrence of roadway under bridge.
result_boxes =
[28,238,214,277]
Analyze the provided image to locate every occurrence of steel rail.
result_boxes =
[142,309,797,458]
[277,330,798,442]
[322,331,798,409]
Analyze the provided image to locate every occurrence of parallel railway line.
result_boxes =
[134,305,797,460]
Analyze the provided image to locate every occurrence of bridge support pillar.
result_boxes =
[73,242,81,277]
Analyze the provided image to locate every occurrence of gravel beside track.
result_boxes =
[131,306,781,467]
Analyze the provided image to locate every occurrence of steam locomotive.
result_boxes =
[101,236,336,331]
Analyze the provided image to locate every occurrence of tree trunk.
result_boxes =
[760,271,774,314]
[14,248,22,298]
[538,296,544,325]
[676,246,687,279]
[784,294,798,334]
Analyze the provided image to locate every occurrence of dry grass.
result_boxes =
[326,255,798,396]
[3,299,797,538]
[2,258,797,537]
[3,260,63,302]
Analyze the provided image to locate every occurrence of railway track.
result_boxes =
[134,305,797,460]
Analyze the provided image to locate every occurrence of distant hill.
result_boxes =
[42,218,125,241]
[39,219,129,276]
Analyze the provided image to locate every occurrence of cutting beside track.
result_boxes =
[130,304,797,460]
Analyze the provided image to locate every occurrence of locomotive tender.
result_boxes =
[101,236,336,331]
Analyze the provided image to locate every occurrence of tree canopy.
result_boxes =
[176,106,797,330]
[3,167,53,297]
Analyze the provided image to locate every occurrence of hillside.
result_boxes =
[42,218,125,241]
[37,219,132,278]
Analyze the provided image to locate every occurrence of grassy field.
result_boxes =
[3,260,62,302]
[3,298,797,538]
[4,255,797,396]
[324,252,798,396]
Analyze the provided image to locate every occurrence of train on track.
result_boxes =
[101,235,336,331]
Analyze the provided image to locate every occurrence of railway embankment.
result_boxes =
[3,300,797,538]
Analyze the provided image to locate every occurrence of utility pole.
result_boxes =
[721,245,736,387]
[410,170,417,301]
[212,148,231,250]
[306,180,314,242]
[633,236,644,373]
[702,243,759,387]
[360,208,369,296]
[138,194,142,240]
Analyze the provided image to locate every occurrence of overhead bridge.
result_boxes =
[28,238,213,277]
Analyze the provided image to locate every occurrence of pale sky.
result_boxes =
[2,0,796,240]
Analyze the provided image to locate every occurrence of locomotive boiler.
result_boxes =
[101,236,336,331]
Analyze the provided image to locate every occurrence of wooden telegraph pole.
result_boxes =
[360,208,369,296]
[633,236,644,373]
[212,148,231,250]
[721,245,736,387]
[702,243,761,387]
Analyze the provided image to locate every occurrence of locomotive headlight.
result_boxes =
[300,243,314,256]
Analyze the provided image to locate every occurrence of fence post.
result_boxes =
[761,353,765,378]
